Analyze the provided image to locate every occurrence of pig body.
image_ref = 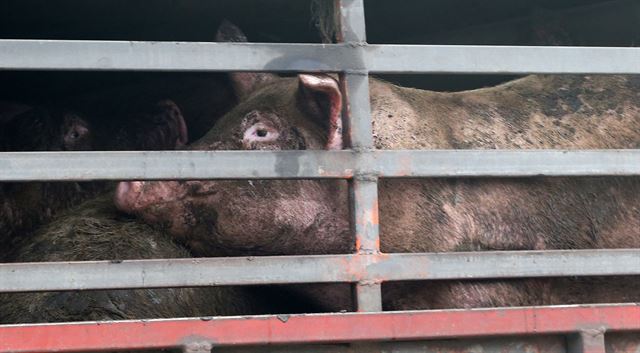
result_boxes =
[0,195,277,324]
[114,20,640,312]
[117,71,640,311]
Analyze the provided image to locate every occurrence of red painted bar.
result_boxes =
[0,305,638,353]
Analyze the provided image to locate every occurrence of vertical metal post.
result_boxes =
[182,341,213,353]
[567,330,606,353]
[337,0,383,315]
[350,176,382,312]
[337,0,367,44]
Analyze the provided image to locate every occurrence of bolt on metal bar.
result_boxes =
[3,250,639,293]
[2,40,640,74]
[568,331,607,353]
[0,305,637,353]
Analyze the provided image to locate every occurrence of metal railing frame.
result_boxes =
[1,0,639,352]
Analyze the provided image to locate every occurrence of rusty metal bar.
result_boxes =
[3,150,640,181]
[350,178,380,255]
[0,305,637,353]
[337,0,382,315]
[350,180,381,327]
[4,250,639,293]
[2,40,640,74]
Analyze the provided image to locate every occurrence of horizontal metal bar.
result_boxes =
[0,41,358,72]
[366,45,640,74]
[0,150,353,181]
[0,305,637,352]
[2,40,640,74]
[1,150,640,181]
[2,250,639,292]
[374,150,640,177]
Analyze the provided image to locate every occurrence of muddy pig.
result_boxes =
[0,100,187,258]
[0,194,283,328]
[114,23,640,311]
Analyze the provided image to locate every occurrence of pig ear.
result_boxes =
[215,20,277,99]
[298,74,343,150]
[0,101,32,124]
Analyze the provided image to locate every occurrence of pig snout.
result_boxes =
[114,181,144,214]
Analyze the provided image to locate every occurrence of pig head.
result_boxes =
[115,71,352,256]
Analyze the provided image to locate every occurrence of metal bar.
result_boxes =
[3,40,640,74]
[339,0,367,43]
[2,150,640,181]
[374,150,640,177]
[568,331,607,353]
[0,150,355,181]
[365,45,640,74]
[0,305,637,353]
[351,178,380,254]
[0,41,360,72]
[343,73,373,149]
[3,250,639,292]
[355,283,382,312]
[340,0,384,317]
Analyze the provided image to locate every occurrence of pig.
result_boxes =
[0,194,281,325]
[0,102,92,152]
[0,100,188,258]
[114,23,640,311]
[71,72,237,143]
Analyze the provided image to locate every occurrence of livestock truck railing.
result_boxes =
[1,0,640,352]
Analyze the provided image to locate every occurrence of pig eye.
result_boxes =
[243,123,279,143]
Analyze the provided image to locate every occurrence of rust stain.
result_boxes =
[317,167,354,178]
[370,198,379,226]
[337,255,363,282]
